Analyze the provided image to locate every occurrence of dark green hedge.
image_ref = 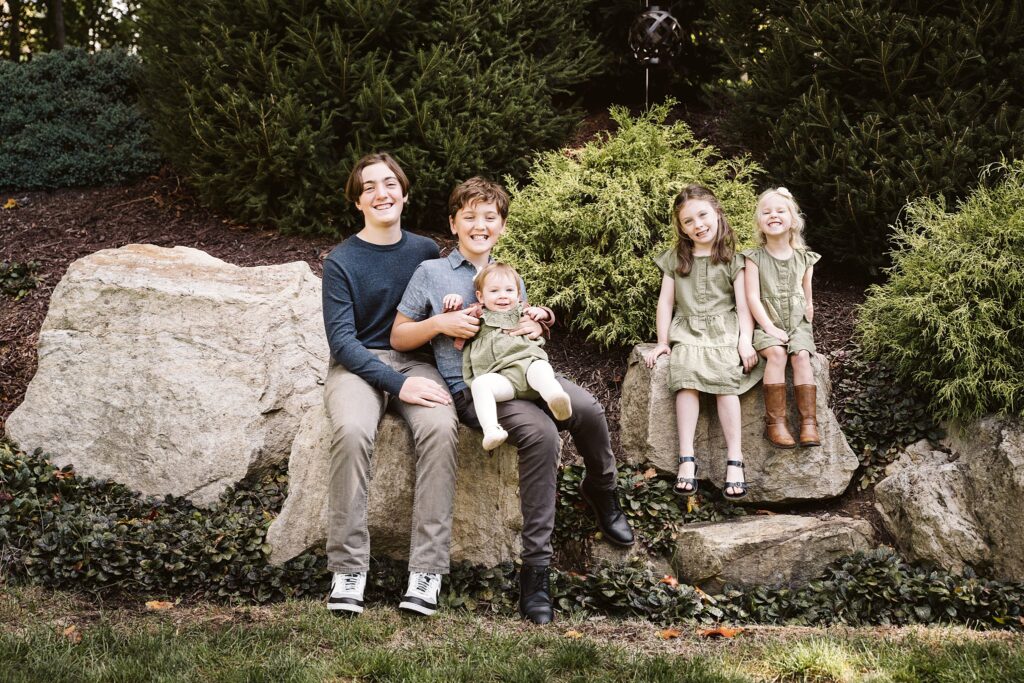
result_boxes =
[0,48,161,189]
[136,0,605,236]
[708,0,1024,272]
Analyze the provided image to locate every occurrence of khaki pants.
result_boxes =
[324,350,459,574]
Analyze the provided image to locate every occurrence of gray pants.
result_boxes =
[324,350,459,574]
[454,376,617,566]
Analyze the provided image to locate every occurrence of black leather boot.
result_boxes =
[519,565,554,625]
[580,478,635,547]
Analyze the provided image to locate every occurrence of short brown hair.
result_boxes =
[344,152,410,203]
[473,262,520,295]
[448,177,509,219]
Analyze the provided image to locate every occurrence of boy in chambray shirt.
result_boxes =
[391,177,633,625]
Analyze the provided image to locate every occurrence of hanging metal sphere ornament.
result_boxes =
[629,6,684,66]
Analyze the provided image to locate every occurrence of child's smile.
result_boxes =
[478,273,519,311]
[678,199,719,252]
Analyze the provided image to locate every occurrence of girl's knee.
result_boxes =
[763,346,786,362]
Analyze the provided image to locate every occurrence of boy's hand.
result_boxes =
[738,341,758,373]
[767,325,790,343]
[442,293,464,312]
[523,306,550,322]
[437,308,480,340]
[508,317,543,340]
[398,376,452,407]
[644,343,670,368]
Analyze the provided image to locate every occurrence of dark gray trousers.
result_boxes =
[454,376,617,566]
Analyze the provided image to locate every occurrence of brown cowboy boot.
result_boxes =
[795,384,821,447]
[763,383,796,448]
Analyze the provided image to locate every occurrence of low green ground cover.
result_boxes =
[4,441,1023,630]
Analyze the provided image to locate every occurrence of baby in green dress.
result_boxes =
[743,187,821,448]
[444,263,572,451]
[643,185,761,499]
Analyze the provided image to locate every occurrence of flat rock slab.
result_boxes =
[876,417,1024,580]
[620,345,858,503]
[672,514,874,591]
[266,402,524,568]
[5,244,328,506]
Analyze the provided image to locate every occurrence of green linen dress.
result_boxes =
[742,247,821,355]
[462,303,548,399]
[656,249,763,395]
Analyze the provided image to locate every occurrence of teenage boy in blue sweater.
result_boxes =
[321,153,459,617]
[391,177,634,624]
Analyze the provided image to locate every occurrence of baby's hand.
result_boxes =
[523,306,549,322]
[644,343,670,368]
[767,325,790,343]
[442,293,464,312]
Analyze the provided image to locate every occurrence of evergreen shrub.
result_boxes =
[857,161,1024,421]
[136,0,604,236]
[709,0,1024,272]
[497,102,761,348]
[0,48,160,189]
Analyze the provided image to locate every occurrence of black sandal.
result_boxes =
[723,459,748,500]
[674,455,698,497]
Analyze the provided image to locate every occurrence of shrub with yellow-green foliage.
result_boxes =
[857,161,1024,421]
[497,102,761,348]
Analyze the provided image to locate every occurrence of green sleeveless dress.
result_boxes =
[462,303,548,399]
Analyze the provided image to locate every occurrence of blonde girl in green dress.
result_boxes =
[743,188,821,449]
[644,185,761,499]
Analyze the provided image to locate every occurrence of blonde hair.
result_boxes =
[474,262,521,295]
[671,184,736,275]
[755,187,807,248]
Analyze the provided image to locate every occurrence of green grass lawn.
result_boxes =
[2,586,1022,682]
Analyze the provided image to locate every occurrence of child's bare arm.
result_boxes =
[735,271,759,373]
[644,275,675,368]
[744,258,789,343]
[802,265,814,323]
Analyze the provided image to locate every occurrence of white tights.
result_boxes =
[471,360,572,450]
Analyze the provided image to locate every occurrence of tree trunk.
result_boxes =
[8,0,22,60]
[50,0,66,49]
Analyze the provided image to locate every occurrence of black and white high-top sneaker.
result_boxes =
[327,572,366,616]
[398,572,441,616]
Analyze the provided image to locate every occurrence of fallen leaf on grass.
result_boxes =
[145,600,175,611]
[2,198,17,210]
[643,468,657,480]
[63,624,82,643]
[659,575,679,588]
[754,509,777,515]
[686,496,698,513]
[699,626,744,639]
[564,630,583,639]
[657,628,682,640]
[693,586,710,600]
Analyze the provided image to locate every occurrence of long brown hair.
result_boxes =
[671,184,735,275]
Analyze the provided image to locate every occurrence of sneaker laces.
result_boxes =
[412,573,437,593]
[337,573,361,591]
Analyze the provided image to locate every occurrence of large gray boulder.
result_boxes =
[5,244,328,506]
[876,417,1024,580]
[266,402,524,567]
[672,514,874,591]
[620,345,858,503]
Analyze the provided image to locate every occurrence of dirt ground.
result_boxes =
[0,170,873,523]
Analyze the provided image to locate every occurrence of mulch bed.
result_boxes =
[1,171,872,521]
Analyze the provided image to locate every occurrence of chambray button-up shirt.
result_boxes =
[398,250,525,394]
